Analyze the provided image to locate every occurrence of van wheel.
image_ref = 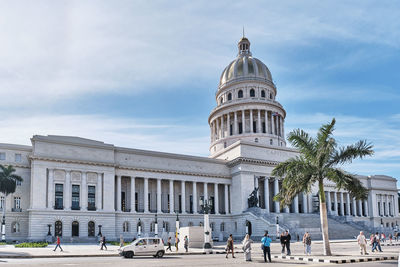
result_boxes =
[125,251,134,258]
[156,250,164,258]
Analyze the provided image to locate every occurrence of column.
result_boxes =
[340,192,344,216]
[192,182,197,214]
[169,180,174,214]
[364,199,369,217]
[143,177,149,213]
[82,172,87,210]
[358,200,362,216]
[257,109,261,133]
[266,110,270,134]
[157,179,162,213]
[48,169,54,209]
[221,115,224,138]
[181,180,186,214]
[214,183,219,214]
[97,173,102,211]
[282,118,285,139]
[385,195,389,216]
[333,192,338,215]
[293,195,299,213]
[65,170,71,210]
[391,195,395,216]
[326,191,331,214]
[352,197,357,216]
[284,206,290,213]
[242,110,245,133]
[116,175,121,211]
[249,109,253,133]
[204,182,208,201]
[302,193,307,213]
[131,177,136,213]
[224,184,229,214]
[226,113,230,136]
[234,111,238,135]
[264,178,270,213]
[274,178,280,213]
[346,193,351,216]
[216,117,220,140]
[271,113,275,135]
[379,194,383,216]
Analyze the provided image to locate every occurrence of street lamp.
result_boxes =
[276,216,280,241]
[200,197,212,253]
[154,214,158,238]
[138,218,142,238]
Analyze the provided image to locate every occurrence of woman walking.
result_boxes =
[242,234,253,261]
[225,234,235,258]
[304,232,312,255]
[166,237,172,252]
[280,232,286,254]
[261,232,272,263]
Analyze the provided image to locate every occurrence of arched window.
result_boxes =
[250,89,255,97]
[238,90,243,98]
[55,220,62,237]
[188,222,194,227]
[72,221,79,237]
[123,221,129,232]
[261,90,266,98]
[163,221,170,232]
[11,222,20,233]
[88,221,95,237]
[227,93,232,101]
[270,93,273,99]
[219,97,223,105]
[220,222,225,232]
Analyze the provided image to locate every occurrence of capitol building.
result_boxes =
[1,36,399,242]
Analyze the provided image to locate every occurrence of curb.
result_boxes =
[381,243,400,247]
[274,254,398,264]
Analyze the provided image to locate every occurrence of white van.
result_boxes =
[120,237,165,258]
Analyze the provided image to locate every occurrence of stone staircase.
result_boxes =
[248,208,364,240]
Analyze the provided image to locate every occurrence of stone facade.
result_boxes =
[0,36,398,242]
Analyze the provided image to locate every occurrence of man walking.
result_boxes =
[357,231,368,255]
[225,234,235,258]
[285,230,291,256]
[280,232,286,254]
[53,235,63,252]
[184,235,189,252]
[100,236,107,250]
[372,232,382,252]
[261,232,272,263]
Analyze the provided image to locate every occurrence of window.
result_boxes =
[88,221,95,237]
[72,221,79,237]
[15,154,22,163]
[270,139,273,145]
[14,197,21,211]
[88,186,96,210]
[71,185,80,210]
[12,222,20,233]
[224,142,227,148]
[227,93,232,101]
[16,180,22,186]
[378,202,381,216]
[270,93,273,99]
[0,152,5,160]
[238,90,243,98]
[0,196,4,210]
[210,222,215,231]
[150,221,155,232]
[250,89,255,97]
[220,222,225,232]
[255,138,258,143]
[238,122,243,134]
[123,221,129,232]
[234,222,238,232]
[219,97,223,105]
[55,184,63,210]
[55,220,62,237]
[163,221,170,232]
[261,90,265,98]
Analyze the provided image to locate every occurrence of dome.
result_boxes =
[219,37,273,87]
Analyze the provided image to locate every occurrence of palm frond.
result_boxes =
[287,129,316,159]
[0,164,23,195]
[325,168,369,200]
[329,140,374,166]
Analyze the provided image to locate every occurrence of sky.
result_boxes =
[0,1,399,186]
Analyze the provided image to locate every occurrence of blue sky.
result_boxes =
[0,1,399,186]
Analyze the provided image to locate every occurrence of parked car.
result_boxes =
[120,237,165,258]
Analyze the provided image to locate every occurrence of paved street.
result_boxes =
[0,254,398,267]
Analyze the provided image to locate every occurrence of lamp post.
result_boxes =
[154,214,158,238]
[276,216,280,241]
[138,218,142,238]
[200,197,212,253]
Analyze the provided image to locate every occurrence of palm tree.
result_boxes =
[0,164,23,241]
[272,118,373,256]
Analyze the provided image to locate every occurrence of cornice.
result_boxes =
[227,157,280,167]
[0,163,30,169]
[0,143,32,151]
[31,135,114,150]
[29,155,116,167]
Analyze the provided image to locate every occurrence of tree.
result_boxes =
[0,164,23,241]
[272,118,373,256]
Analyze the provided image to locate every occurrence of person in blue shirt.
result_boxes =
[261,231,272,262]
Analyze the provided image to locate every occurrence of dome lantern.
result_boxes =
[238,37,251,56]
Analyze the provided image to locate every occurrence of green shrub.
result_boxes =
[106,241,131,246]
[15,242,48,248]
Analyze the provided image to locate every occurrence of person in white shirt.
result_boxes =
[357,231,368,255]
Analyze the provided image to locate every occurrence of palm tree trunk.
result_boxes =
[1,195,5,242]
[318,179,332,256]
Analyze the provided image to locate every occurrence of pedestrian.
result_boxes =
[166,237,172,252]
[225,234,235,258]
[304,232,311,255]
[357,231,368,255]
[280,232,286,254]
[100,236,107,250]
[184,235,189,252]
[285,230,291,256]
[372,232,382,252]
[302,232,307,254]
[53,235,63,252]
[296,233,300,242]
[242,234,253,261]
[119,235,124,249]
[261,232,272,263]
[388,233,392,245]
[381,233,386,243]
[175,236,180,252]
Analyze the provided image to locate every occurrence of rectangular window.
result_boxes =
[179,195,182,213]
[0,152,5,160]
[229,124,233,136]
[238,123,243,134]
[71,185,80,210]
[253,121,257,133]
[167,194,170,213]
[15,154,22,163]
[383,203,386,216]
[55,184,63,209]
[189,195,193,214]
[135,192,138,212]
[148,193,151,211]
[262,122,266,133]
[14,197,21,210]
[377,202,381,216]
[88,185,96,210]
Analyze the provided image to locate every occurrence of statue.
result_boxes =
[248,187,259,208]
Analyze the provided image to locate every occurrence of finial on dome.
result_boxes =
[243,26,245,38]
[238,30,251,56]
